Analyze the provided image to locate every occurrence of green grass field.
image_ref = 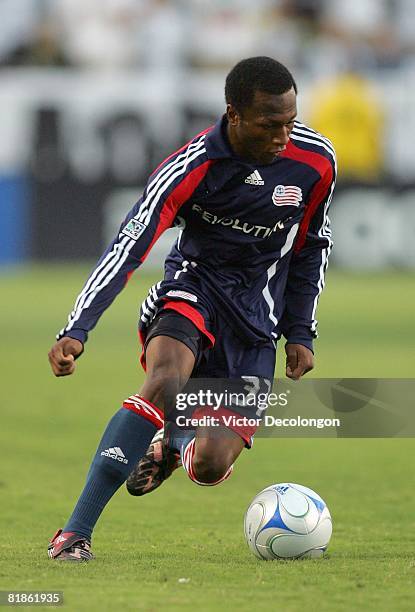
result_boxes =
[0,266,414,611]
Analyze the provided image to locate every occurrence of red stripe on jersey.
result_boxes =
[137,292,216,373]
[140,159,214,262]
[281,142,334,253]
[151,126,214,177]
[282,141,332,177]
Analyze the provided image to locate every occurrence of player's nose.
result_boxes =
[272,129,290,146]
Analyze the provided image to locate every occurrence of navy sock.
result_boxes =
[63,406,158,540]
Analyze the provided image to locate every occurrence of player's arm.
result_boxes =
[280,157,337,380]
[49,135,212,376]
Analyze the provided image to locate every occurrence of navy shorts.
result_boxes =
[139,299,276,447]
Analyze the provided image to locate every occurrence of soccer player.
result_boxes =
[47,57,336,561]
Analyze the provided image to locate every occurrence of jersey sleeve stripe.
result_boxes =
[61,147,210,335]
[282,141,334,254]
[137,137,207,223]
[139,145,209,226]
[310,201,334,332]
[282,141,334,180]
[262,223,300,329]
[295,171,333,254]
[292,123,336,157]
[290,132,336,164]
[79,149,207,316]
[309,183,335,333]
[58,236,132,336]
[140,159,214,263]
[62,138,207,332]
[67,236,130,319]
[150,126,213,177]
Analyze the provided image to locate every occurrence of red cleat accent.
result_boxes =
[47,529,94,562]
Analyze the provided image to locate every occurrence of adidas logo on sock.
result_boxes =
[101,446,128,464]
[245,170,264,186]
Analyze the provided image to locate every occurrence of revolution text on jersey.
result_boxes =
[58,116,336,351]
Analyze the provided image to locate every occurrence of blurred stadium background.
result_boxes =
[1,4,415,609]
[1,0,415,270]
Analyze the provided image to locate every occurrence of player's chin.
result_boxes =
[257,152,279,165]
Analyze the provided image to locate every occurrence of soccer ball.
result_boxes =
[244,483,332,560]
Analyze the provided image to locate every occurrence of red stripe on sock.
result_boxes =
[183,438,195,478]
[122,395,164,429]
[182,437,233,486]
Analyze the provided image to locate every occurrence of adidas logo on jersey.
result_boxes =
[101,446,128,464]
[245,170,264,186]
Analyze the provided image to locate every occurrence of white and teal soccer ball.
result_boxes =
[244,483,332,560]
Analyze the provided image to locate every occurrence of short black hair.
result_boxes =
[225,56,297,113]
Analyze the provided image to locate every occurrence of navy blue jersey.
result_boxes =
[58,116,336,351]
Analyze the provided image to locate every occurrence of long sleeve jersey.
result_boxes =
[58,116,337,351]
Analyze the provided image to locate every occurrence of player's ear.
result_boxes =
[226,104,241,127]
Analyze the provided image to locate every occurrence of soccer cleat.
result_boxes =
[47,529,94,562]
[126,428,181,496]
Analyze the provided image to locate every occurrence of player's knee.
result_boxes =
[192,452,231,484]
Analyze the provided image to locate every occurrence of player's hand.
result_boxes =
[285,343,314,380]
[48,337,84,377]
